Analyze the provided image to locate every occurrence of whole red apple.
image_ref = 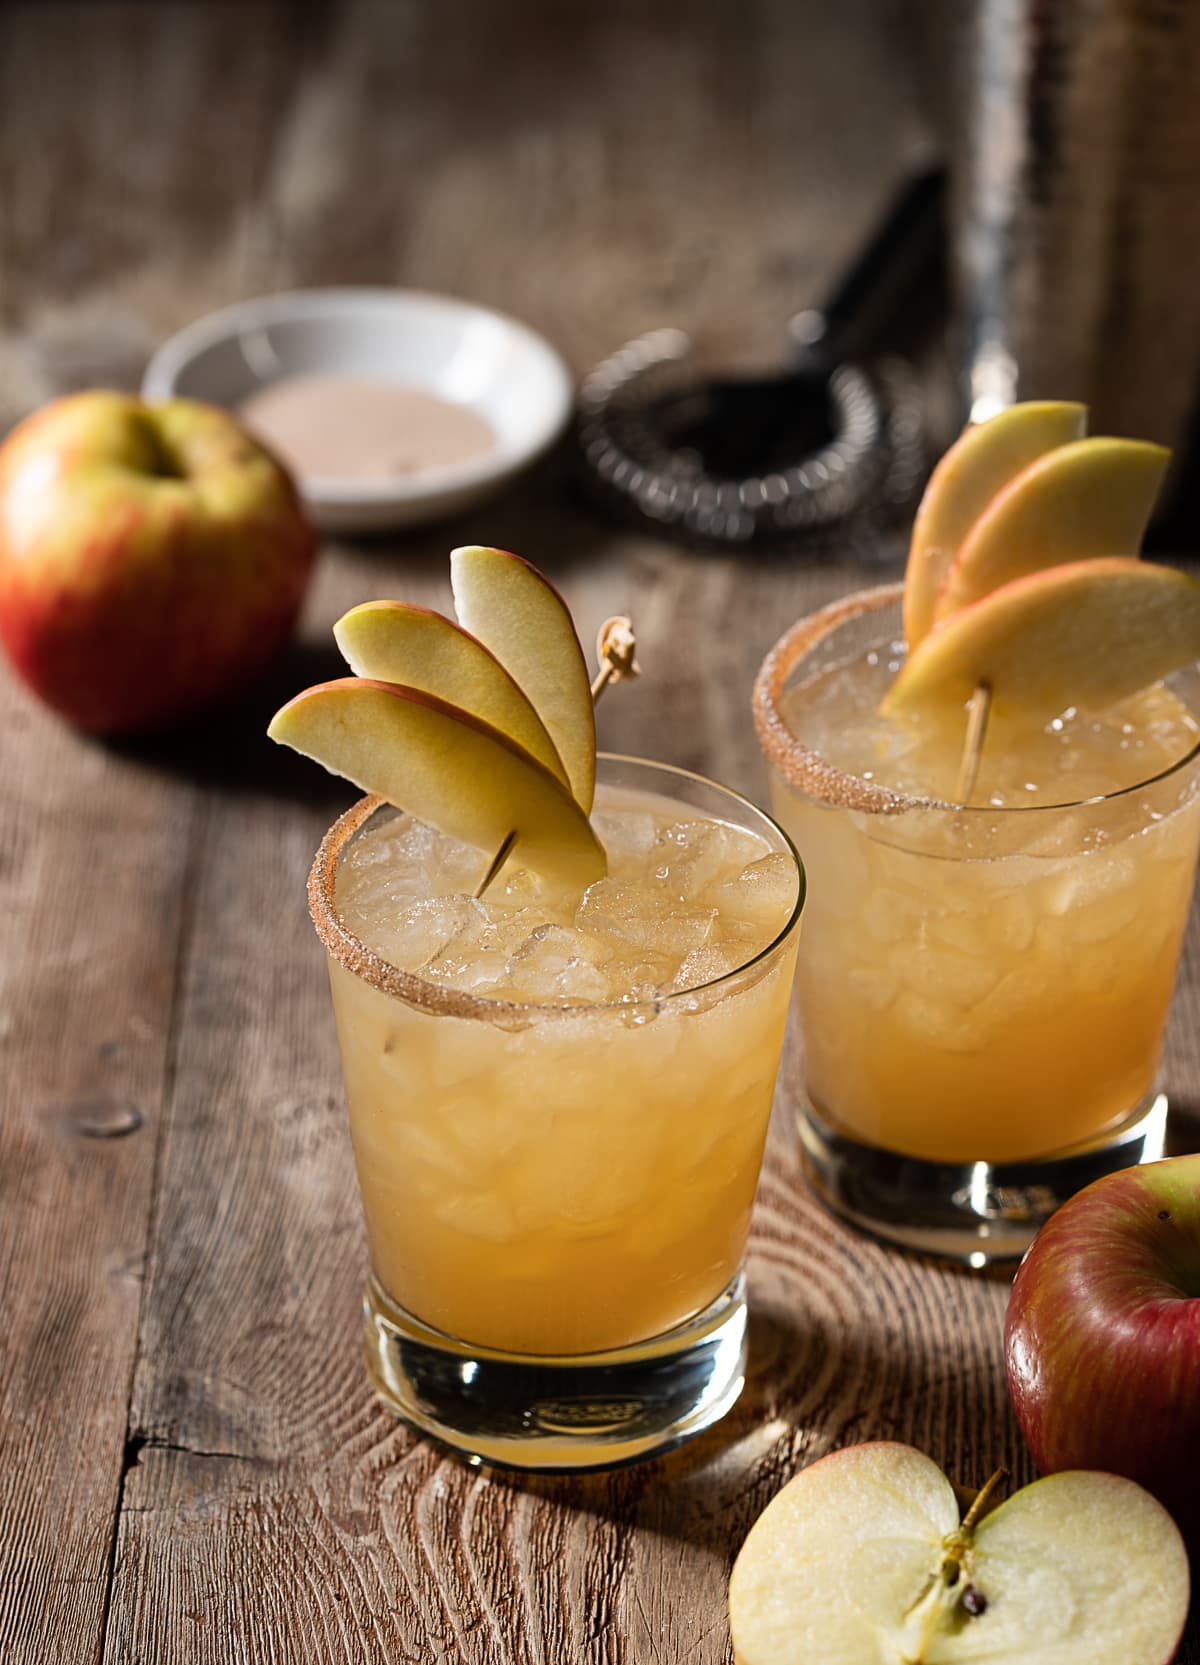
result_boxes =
[1005,1154,1200,1549]
[0,390,317,732]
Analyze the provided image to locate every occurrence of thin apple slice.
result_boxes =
[933,436,1170,624]
[450,545,597,812]
[729,1442,1189,1665]
[904,401,1087,649]
[883,558,1200,720]
[267,679,605,891]
[333,600,570,789]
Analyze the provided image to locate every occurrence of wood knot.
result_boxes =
[57,1096,145,1139]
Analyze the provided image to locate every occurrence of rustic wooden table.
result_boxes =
[2,3,1197,1661]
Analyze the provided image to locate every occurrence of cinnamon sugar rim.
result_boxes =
[308,755,806,1024]
[753,583,1200,816]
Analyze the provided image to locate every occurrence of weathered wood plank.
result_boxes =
[0,684,198,1664]
[1,0,1196,1661]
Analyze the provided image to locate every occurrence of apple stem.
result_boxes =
[954,682,992,805]
[590,616,640,704]
[474,829,518,899]
[935,1467,1009,1598]
[960,1466,1008,1535]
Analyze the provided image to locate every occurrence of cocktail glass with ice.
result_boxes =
[755,585,1200,1260]
[308,754,803,1468]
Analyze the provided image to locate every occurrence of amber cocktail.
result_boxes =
[756,586,1200,1260]
[309,754,803,1468]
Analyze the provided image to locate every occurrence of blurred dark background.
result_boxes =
[5,0,1197,544]
[0,0,940,429]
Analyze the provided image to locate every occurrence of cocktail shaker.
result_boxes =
[951,0,1200,451]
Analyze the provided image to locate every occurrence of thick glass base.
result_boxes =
[797,1090,1168,1263]
[363,1272,748,1470]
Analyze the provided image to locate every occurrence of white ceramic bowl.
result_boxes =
[142,288,574,533]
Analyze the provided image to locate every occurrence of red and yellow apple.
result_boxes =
[0,390,316,732]
[1005,1154,1200,1553]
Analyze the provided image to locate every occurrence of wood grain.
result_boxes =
[0,673,199,1660]
[0,2,1195,1662]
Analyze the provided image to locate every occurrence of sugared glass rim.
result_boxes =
[308,752,806,1023]
[753,581,1200,817]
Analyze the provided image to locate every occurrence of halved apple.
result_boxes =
[450,545,597,811]
[333,600,570,788]
[932,437,1170,625]
[267,679,606,890]
[884,558,1200,720]
[904,401,1087,650]
[728,1442,1189,1665]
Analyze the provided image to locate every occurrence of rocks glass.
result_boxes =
[755,585,1200,1261]
[307,754,804,1468]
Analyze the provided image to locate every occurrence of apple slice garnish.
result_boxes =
[883,557,1200,720]
[729,1441,1189,1665]
[904,401,1087,650]
[332,600,570,789]
[932,436,1170,626]
[450,545,597,812]
[267,679,606,890]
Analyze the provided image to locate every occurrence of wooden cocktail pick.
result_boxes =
[473,829,519,898]
[476,617,640,898]
[590,615,641,701]
[954,682,992,805]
